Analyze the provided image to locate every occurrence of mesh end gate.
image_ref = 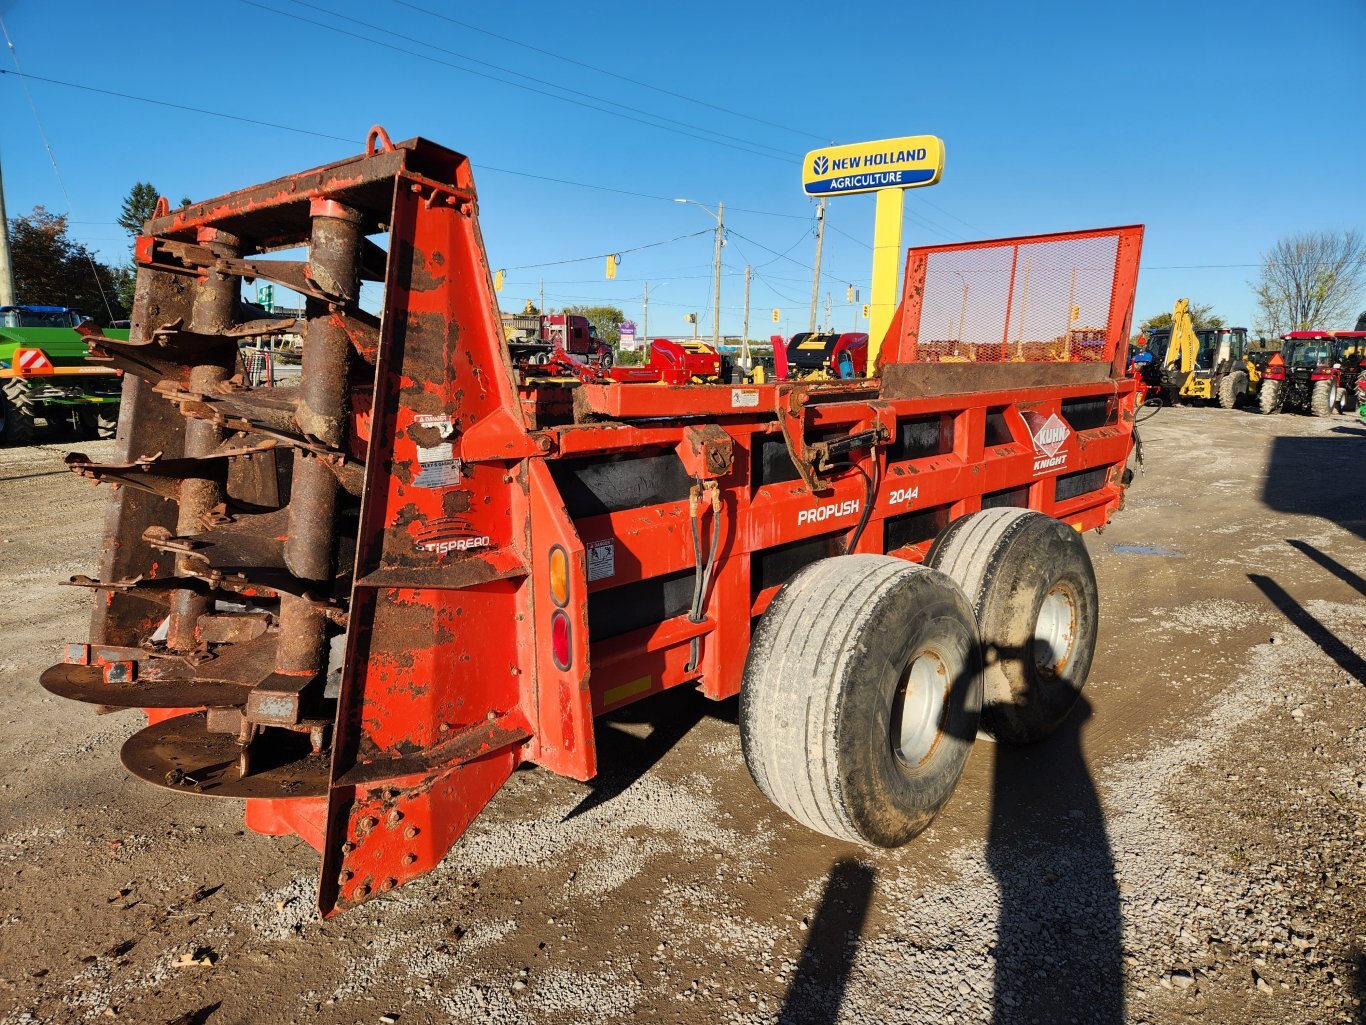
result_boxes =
[42,131,1143,915]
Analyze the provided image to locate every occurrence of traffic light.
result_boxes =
[494,269,505,292]
[846,284,853,303]
[685,312,696,324]
[606,255,618,280]
[1070,304,1080,322]
[772,308,780,322]
[258,284,274,308]
[862,304,871,318]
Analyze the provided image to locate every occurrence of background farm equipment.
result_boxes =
[0,305,125,442]
[41,131,1143,916]
[1259,331,1346,416]
[1330,331,1364,413]
[771,331,868,380]
[1158,299,1256,408]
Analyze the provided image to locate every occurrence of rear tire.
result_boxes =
[0,379,38,444]
[95,406,118,440]
[1258,379,1282,415]
[926,509,1098,743]
[1217,370,1247,410]
[740,554,982,847]
[1310,379,1336,417]
[77,405,119,440]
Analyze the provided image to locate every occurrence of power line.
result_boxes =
[0,69,825,223]
[240,0,792,164]
[502,229,712,271]
[727,227,818,272]
[0,20,115,320]
[0,68,355,143]
[826,223,872,250]
[387,0,826,144]
[281,0,796,162]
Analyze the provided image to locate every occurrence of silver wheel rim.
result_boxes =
[893,648,949,767]
[1034,584,1078,677]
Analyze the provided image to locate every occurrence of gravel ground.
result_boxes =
[0,406,1362,1025]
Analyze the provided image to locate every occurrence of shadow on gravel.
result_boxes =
[1288,538,1366,597]
[987,697,1124,1024]
[1249,574,1366,684]
[565,686,730,820]
[1262,435,1366,540]
[777,858,875,1024]
[1354,951,1365,1025]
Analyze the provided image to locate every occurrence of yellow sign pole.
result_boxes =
[867,187,904,369]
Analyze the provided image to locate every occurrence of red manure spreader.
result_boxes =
[44,130,1143,914]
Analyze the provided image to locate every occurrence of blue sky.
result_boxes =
[1,0,1362,335]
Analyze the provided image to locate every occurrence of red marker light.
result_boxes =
[551,610,571,670]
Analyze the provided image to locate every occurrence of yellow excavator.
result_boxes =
[1160,298,1258,408]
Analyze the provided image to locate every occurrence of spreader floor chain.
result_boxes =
[44,128,1144,915]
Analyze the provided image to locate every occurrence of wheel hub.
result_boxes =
[893,647,950,767]
[1034,584,1078,677]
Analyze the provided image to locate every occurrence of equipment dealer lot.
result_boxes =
[0,407,1362,1024]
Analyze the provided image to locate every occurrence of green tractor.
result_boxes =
[0,305,127,444]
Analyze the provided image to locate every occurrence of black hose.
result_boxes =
[686,483,723,673]
[827,458,878,554]
[1134,396,1164,425]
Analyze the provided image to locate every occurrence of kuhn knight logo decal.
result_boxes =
[1021,410,1070,474]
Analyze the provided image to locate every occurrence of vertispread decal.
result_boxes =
[1022,410,1071,475]
[412,515,489,555]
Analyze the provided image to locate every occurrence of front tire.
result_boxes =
[0,379,38,444]
[926,509,1098,743]
[740,555,982,847]
[1218,370,1247,410]
[1258,379,1283,415]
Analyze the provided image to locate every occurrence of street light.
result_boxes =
[675,198,724,345]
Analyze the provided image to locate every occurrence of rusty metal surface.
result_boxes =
[66,442,280,503]
[121,711,329,799]
[40,662,250,709]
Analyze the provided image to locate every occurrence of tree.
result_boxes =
[564,304,626,348]
[9,206,123,323]
[1139,301,1224,333]
[1252,229,1366,335]
[118,183,192,238]
[1356,309,1366,331]
[118,182,160,238]
[112,264,138,315]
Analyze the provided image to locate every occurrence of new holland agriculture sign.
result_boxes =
[802,136,945,197]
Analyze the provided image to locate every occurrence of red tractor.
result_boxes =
[1259,331,1342,416]
[1330,331,1365,413]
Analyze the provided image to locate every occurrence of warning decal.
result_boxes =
[586,539,615,582]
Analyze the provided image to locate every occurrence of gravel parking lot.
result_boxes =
[0,405,1362,1025]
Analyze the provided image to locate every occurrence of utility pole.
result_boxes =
[741,265,752,370]
[808,197,826,332]
[0,151,15,307]
[711,202,724,345]
[643,281,649,342]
